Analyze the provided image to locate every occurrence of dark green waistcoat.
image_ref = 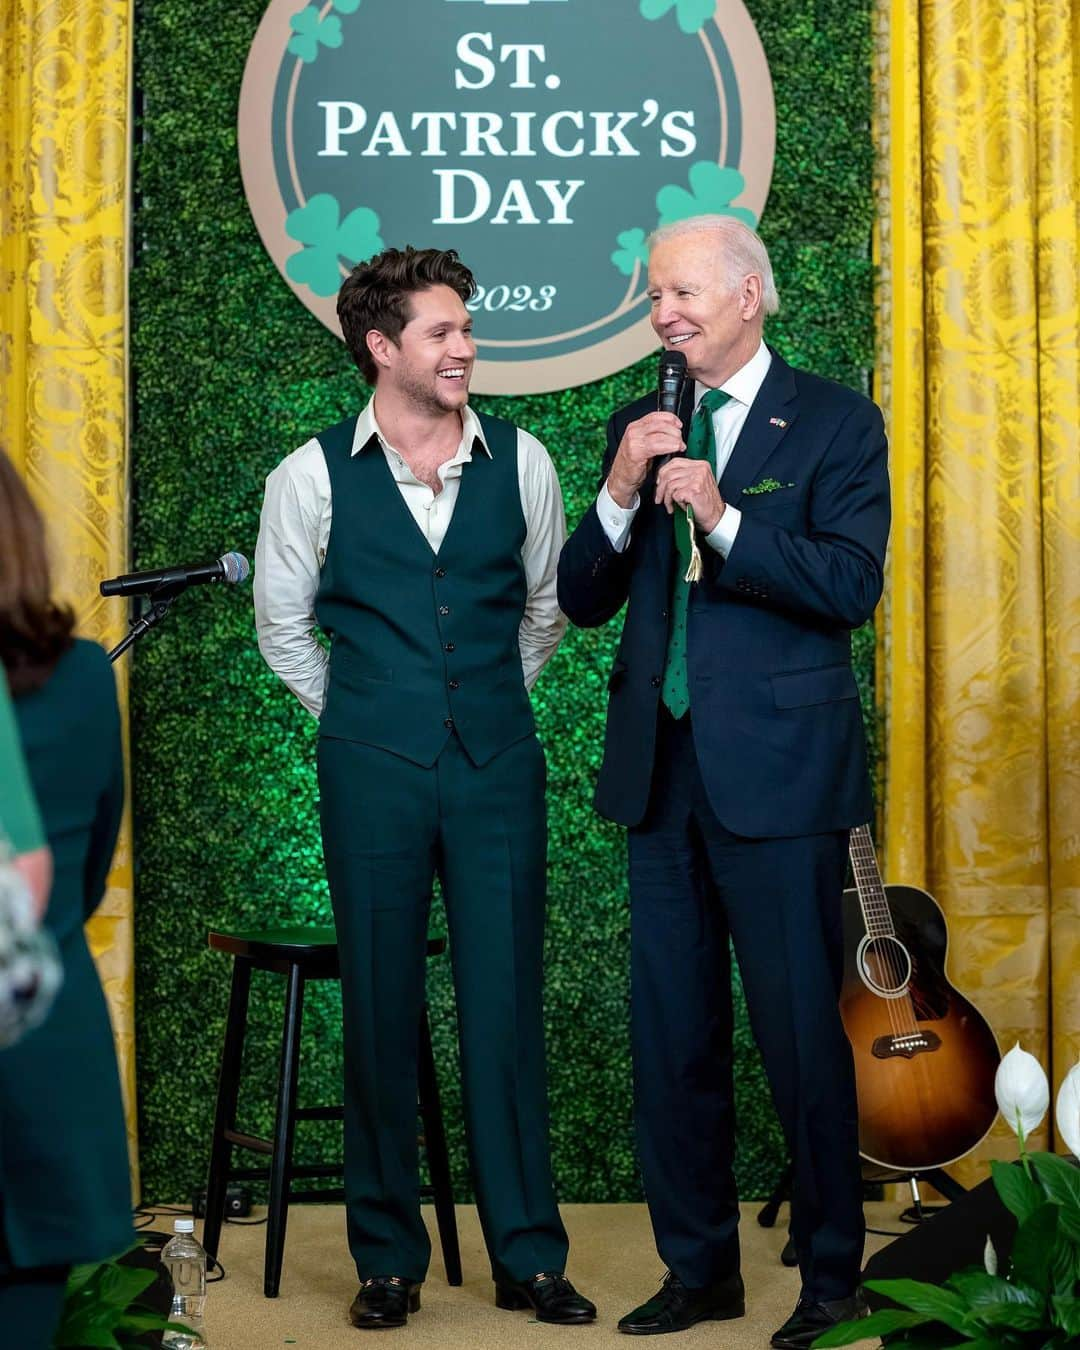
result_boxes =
[315,412,534,768]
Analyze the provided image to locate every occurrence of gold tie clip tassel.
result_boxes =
[683,505,704,583]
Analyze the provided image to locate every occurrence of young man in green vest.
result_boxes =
[254,246,594,1330]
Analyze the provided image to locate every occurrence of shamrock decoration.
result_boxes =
[611,228,649,277]
[639,0,715,35]
[287,5,343,63]
[285,195,384,298]
[656,161,757,227]
[332,0,361,12]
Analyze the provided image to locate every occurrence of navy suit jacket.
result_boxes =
[557,348,891,836]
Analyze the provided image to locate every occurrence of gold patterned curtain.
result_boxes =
[0,0,138,1187]
[874,0,1080,1182]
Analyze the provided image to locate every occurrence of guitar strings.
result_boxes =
[851,830,920,1038]
[850,830,912,1036]
[849,829,920,1040]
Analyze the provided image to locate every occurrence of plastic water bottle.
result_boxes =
[161,1218,209,1348]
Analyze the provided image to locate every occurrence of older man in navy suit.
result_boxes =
[558,217,890,1348]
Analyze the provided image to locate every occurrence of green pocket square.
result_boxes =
[743,478,795,496]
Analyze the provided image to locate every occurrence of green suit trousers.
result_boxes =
[316,731,569,1284]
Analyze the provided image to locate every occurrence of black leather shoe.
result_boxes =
[349,1277,421,1329]
[618,1270,745,1334]
[495,1272,597,1323]
[770,1291,868,1348]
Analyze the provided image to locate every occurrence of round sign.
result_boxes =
[239,0,774,394]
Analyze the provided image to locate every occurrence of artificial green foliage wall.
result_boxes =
[131,0,876,1207]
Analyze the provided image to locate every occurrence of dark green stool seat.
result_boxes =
[202,925,461,1297]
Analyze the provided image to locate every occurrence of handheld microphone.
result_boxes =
[654,349,689,481]
[100,551,250,598]
[657,348,688,415]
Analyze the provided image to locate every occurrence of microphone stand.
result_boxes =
[106,582,186,664]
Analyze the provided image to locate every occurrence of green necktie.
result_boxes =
[661,388,731,719]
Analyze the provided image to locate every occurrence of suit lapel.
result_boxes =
[718,349,799,506]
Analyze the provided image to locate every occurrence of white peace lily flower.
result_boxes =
[994,1043,1050,1138]
[1054,1060,1080,1159]
[983,1235,997,1276]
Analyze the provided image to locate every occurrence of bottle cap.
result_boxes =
[174,1218,195,1233]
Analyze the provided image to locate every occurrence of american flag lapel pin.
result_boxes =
[769,416,788,428]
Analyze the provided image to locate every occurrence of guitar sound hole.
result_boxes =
[858,936,912,998]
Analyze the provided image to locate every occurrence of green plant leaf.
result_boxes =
[945,1270,1038,1312]
[1048,1227,1080,1294]
[990,1159,1044,1224]
[1051,1294,1080,1336]
[64,1262,101,1296]
[863,1279,970,1331]
[96,1263,157,1308]
[878,1331,975,1348]
[1030,1152,1080,1240]
[118,1309,179,1332]
[810,1308,932,1346]
[1009,1202,1059,1291]
[976,1300,1046,1331]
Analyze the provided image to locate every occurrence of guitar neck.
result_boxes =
[849,825,896,939]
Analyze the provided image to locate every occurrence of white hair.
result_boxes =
[648,215,780,316]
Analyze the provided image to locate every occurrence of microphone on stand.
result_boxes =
[100,551,250,598]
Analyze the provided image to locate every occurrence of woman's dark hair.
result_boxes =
[337,246,476,384]
[0,450,75,696]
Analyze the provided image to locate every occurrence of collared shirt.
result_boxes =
[254,398,567,717]
[597,341,773,555]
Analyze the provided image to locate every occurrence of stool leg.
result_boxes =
[203,958,253,1263]
[418,1005,462,1286]
[265,963,304,1298]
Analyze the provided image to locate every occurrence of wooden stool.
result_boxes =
[202,925,462,1297]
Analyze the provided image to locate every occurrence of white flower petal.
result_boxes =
[983,1234,998,1275]
[994,1043,1050,1138]
[1054,1061,1080,1159]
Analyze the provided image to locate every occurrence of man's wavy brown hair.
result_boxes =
[337,246,476,384]
[0,450,75,696]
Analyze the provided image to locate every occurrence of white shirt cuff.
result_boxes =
[705,505,741,559]
[597,481,639,553]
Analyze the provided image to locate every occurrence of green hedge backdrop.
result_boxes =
[131,0,876,1207]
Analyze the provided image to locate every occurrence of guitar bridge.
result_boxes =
[871,1030,942,1060]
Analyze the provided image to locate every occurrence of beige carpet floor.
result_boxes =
[174,1202,898,1348]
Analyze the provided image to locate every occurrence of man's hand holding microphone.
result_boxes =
[605,350,726,535]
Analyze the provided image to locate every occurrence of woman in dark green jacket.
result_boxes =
[0,668,50,910]
[0,451,132,1349]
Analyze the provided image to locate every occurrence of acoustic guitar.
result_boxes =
[839,825,1001,1173]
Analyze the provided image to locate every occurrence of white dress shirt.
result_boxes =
[254,398,567,717]
[597,341,773,555]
